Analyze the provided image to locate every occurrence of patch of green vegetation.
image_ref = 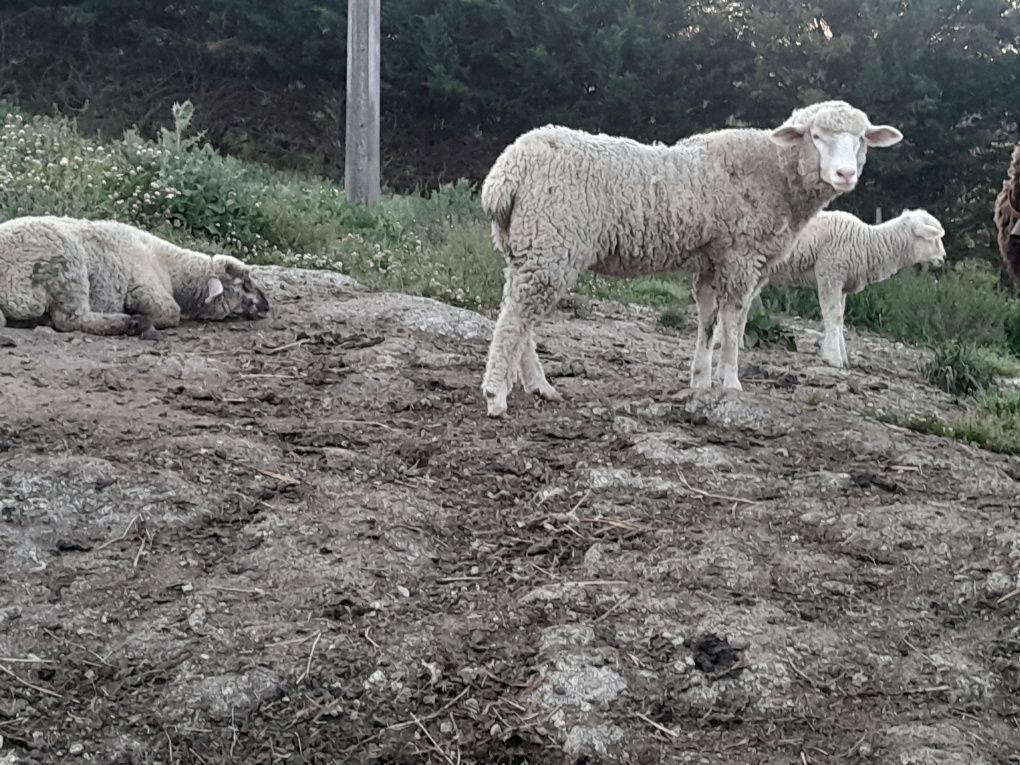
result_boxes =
[743,308,797,351]
[582,274,690,310]
[874,396,1020,456]
[923,341,1000,397]
[765,262,1020,356]
[0,100,503,311]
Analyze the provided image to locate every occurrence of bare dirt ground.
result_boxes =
[1,265,1019,765]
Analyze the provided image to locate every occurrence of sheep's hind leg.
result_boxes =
[690,270,719,389]
[518,330,561,402]
[483,267,571,417]
[716,297,746,391]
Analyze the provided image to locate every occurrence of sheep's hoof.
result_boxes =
[126,316,159,340]
[821,355,844,369]
[533,383,561,402]
[723,379,744,392]
[690,374,712,390]
[483,388,508,418]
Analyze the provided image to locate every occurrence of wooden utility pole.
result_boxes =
[345,0,380,205]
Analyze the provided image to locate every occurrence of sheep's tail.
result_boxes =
[480,147,522,255]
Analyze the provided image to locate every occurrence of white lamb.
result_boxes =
[718,208,946,369]
[478,100,903,417]
[0,216,270,338]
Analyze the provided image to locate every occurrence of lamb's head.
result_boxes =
[770,100,902,194]
[901,209,947,267]
[199,255,271,321]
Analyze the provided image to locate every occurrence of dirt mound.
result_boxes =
[1,266,1018,764]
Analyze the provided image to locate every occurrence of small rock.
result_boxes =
[69,742,84,755]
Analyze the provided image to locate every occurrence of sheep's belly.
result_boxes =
[591,248,695,278]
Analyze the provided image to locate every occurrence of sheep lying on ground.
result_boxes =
[713,209,945,369]
[0,216,270,338]
[478,100,902,416]
[994,144,1020,284]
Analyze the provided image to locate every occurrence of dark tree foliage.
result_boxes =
[0,0,1017,252]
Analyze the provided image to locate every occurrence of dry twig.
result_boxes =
[0,662,61,699]
[298,631,322,684]
[676,470,758,505]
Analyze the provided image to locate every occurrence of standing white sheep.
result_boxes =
[478,100,903,417]
[0,216,270,338]
[721,209,945,369]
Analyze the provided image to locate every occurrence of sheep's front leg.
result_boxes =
[690,270,718,389]
[125,285,182,330]
[50,304,155,337]
[817,279,845,368]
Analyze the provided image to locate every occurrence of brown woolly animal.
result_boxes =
[994,144,1020,283]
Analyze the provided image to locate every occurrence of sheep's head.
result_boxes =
[770,100,902,194]
[199,255,271,321]
[902,209,946,267]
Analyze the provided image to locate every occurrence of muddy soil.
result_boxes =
[1,266,1019,765]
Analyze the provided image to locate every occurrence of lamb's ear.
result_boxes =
[205,276,224,304]
[864,125,903,148]
[1011,219,1020,237]
[769,125,806,147]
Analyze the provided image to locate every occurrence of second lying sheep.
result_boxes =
[716,209,946,368]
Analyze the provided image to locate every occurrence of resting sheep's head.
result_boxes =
[901,209,947,268]
[200,255,271,321]
[770,100,902,194]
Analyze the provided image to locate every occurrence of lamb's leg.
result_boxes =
[518,330,561,401]
[838,293,849,367]
[817,280,845,368]
[690,269,719,389]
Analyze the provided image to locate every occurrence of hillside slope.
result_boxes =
[1,266,1019,763]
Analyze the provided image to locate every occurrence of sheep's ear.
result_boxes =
[913,219,944,240]
[224,259,248,278]
[205,276,224,303]
[769,125,805,147]
[864,125,903,147]
[1010,219,1020,237]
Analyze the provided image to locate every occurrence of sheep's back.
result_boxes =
[506,127,726,276]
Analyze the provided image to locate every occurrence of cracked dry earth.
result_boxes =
[1,265,1019,765]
